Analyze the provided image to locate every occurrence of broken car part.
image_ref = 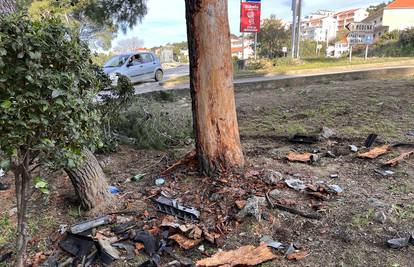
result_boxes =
[374,169,395,177]
[385,150,414,167]
[364,134,378,148]
[132,230,157,256]
[266,192,321,220]
[285,179,306,191]
[154,196,200,220]
[70,216,111,234]
[59,233,95,259]
[387,234,414,249]
[289,134,319,144]
[358,145,390,159]
[98,238,120,265]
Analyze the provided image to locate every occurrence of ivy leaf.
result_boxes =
[17,51,25,58]
[1,100,12,109]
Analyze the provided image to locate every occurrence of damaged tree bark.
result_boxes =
[65,149,112,210]
[185,0,244,176]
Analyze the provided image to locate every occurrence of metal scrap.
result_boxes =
[358,145,390,159]
[364,134,378,148]
[70,216,111,234]
[154,196,200,220]
[385,150,414,166]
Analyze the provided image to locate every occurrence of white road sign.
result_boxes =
[347,32,374,45]
[345,23,374,33]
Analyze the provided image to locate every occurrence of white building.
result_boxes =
[362,0,414,40]
[302,15,338,42]
[230,34,254,59]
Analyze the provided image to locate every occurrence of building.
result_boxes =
[334,8,369,32]
[230,34,254,59]
[302,15,337,42]
[362,0,414,39]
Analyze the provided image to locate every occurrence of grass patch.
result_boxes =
[351,209,375,229]
[0,214,16,247]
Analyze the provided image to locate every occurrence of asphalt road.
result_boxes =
[132,64,189,94]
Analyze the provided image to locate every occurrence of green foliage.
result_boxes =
[28,0,147,49]
[367,2,389,16]
[0,14,105,170]
[34,176,50,195]
[371,28,414,57]
[91,52,116,67]
[257,15,291,58]
[115,97,193,150]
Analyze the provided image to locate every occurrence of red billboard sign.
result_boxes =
[240,2,261,33]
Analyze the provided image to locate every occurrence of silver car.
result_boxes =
[103,52,163,85]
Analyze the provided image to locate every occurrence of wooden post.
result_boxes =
[185,0,245,176]
[365,45,369,60]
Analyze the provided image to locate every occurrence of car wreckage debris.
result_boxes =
[357,145,390,159]
[289,134,319,144]
[70,215,111,234]
[364,134,378,148]
[384,150,414,167]
[387,234,414,249]
[154,196,200,220]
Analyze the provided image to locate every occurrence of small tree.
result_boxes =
[0,14,111,266]
[257,15,291,58]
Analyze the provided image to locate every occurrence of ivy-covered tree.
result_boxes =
[0,14,113,266]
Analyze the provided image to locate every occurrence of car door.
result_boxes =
[141,53,157,79]
[124,54,145,82]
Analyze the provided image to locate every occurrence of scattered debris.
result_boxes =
[286,250,309,260]
[196,244,278,267]
[330,174,339,179]
[132,230,157,256]
[289,134,319,144]
[155,177,166,186]
[112,242,135,260]
[70,216,111,234]
[358,145,390,159]
[235,200,247,210]
[285,179,306,191]
[127,173,146,183]
[59,233,95,259]
[387,234,414,249]
[385,150,414,167]
[266,192,321,220]
[320,126,335,139]
[169,234,202,250]
[260,235,286,250]
[108,185,121,194]
[325,151,336,158]
[198,245,205,252]
[164,247,193,266]
[268,189,282,200]
[364,134,378,148]
[154,196,200,220]
[374,169,395,177]
[236,196,267,221]
[349,145,358,152]
[287,152,318,163]
[98,237,120,264]
[160,150,196,175]
[262,170,283,185]
[327,185,343,194]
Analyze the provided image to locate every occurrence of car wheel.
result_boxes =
[155,69,163,82]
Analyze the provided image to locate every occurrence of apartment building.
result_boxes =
[334,8,369,32]
[363,0,414,39]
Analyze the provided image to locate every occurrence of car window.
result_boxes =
[131,54,143,66]
[103,55,129,68]
[141,53,154,63]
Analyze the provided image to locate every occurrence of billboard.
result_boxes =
[240,1,261,33]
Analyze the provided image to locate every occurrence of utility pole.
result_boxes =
[254,32,257,60]
[295,0,302,59]
[291,0,297,58]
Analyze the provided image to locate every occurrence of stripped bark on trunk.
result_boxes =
[185,0,244,176]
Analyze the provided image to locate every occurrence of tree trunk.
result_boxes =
[13,156,31,267]
[65,148,112,210]
[185,0,244,176]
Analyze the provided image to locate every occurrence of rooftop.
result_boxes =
[386,0,414,9]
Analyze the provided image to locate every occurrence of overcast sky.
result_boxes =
[112,0,385,48]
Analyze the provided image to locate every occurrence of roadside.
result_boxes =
[162,57,414,88]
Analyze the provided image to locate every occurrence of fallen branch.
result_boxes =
[265,192,321,220]
[160,150,196,175]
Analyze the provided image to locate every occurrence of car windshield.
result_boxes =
[103,55,129,68]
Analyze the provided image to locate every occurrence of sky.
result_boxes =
[112,0,385,48]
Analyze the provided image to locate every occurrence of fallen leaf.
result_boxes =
[169,234,202,250]
[196,244,278,266]
[287,250,309,260]
[203,230,220,244]
[385,150,414,166]
[189,226,203,240]
[287,152,313,163]
[235,200,247,209]
[358,145,390,159]
[161,215,180,228]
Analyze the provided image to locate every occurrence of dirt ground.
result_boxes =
[1,77,414,267]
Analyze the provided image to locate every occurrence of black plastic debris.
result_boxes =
[113,242,135,260]
[289,134,319,144]
[364,134,378,148]
[112,221,142,235]
[132,230,157,256]
[59,233,95,259]
[154,196,200,220]
[97,238,120,265]
[387,234,414,249]
[375,169,395,177]
[70,216,111,234]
